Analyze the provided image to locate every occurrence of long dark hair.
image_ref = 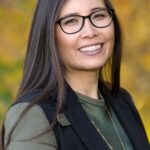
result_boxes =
[1,0,122,148]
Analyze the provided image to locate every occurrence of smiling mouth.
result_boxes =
[79,44,103,53]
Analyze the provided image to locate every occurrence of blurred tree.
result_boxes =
[113,0,150,140]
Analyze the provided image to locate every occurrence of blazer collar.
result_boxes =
[100,83,150,150]
[62,82,149,150]
[64,83,109,150]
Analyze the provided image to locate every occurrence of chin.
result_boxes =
[84,61,107,69]
[78,64,104,71]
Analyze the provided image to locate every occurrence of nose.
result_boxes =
[81,18,98,38]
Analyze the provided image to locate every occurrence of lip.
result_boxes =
[78,42,104,56]
[78,43,104,50]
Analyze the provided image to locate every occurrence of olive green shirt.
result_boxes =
[76,92,134,150]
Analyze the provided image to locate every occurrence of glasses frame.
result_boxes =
[56,8,114,34]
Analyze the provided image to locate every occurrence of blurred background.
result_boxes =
[0,0,150,141]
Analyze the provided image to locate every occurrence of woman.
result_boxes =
[1,0,150,149]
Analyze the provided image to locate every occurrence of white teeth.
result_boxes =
[80,44,101,52]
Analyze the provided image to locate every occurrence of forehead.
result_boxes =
[59,0,106,16]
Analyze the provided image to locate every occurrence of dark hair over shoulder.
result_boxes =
[101,0,122,93]
[1,0,122,149]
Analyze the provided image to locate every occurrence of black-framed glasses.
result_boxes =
[56,8,114,34]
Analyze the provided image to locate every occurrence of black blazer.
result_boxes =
[15,82,150,150]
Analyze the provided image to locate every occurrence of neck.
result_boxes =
[65,70,100,99]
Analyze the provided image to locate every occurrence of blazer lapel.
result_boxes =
[64,84,109,150]
[100,84,150,150]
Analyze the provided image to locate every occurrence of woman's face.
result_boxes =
[56,0,114,74]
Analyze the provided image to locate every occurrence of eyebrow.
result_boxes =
[59,7,107,20]
[91,7,106,12]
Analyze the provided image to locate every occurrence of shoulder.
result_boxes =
[12,90,57,121]
[4,102,57,149]
[5,103,49,135]
[100,81,135,107]
[117,88,133,105]
[117,88,148,136]
[116,87,139,115]
[116,87,139,114]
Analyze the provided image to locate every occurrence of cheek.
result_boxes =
[56,27,74,50]
[56,28,68,58]
[103,24,115,61]
[56,24,81,53]
[55,27,76,64]
[109,23,115,44]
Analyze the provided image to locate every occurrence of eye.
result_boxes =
[94,14,105,19]
[61,17,79,26]
[92,10,108,20]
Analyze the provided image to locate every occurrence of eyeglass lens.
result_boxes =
[59,9,113,34]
